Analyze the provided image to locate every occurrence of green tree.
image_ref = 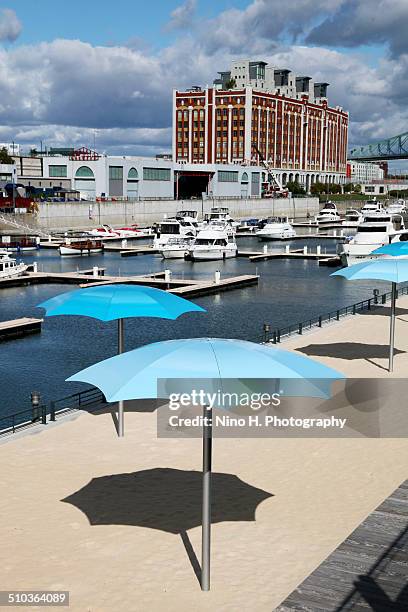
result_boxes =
[354,183,362,193]
[225,78,236,89]
[310,181,327,195]
[0,147,14,164]
[343,182,354,193]
[30,148,38,157]
[286,180,306,195]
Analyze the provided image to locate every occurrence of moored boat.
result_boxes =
[187,223,237,261]
[159,237,193,259]
[314,202,341,225]
[0,251,28,278]
[59,239,104,256]
[256,217,296,240]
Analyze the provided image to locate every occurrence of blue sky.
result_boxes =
[0,0,407,159]
[7,0,247,48]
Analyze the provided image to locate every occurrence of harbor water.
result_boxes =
[0,234,391,415]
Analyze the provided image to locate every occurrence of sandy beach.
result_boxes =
[1,300,408,611]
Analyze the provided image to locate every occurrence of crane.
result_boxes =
[253,145,289,197]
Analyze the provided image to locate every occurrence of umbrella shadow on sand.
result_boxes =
[297,342,405,371]
[62,468,273,584]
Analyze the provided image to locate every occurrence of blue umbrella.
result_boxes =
[372,241,408,257]
[38,285,206,435]
[332,259,408,371]
[67,337,344,591]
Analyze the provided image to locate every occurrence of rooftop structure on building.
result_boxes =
[213,59,329,104]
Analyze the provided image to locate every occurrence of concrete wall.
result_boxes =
[32,196,320,230]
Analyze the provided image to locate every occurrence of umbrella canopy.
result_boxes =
[38,284,206,437]
[372,242,408,257]
[37,284,205,321]
[67,337,343,591]
[331,259,408,284]
[67,337,344,402]
[332,259,408,371]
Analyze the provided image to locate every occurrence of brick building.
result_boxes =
[173,60,348,190]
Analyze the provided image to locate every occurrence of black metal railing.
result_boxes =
[0,387,106,437]
[262,285,408,344]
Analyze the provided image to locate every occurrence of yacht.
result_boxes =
[256,217,296,240]
[385,200,406,215]
[159,237,193,259]
[342,209,363,228]
[340,212,405,266]
[360,199,384,215]
[0,251,28,279]
[204,207,239,227]
[187,223,237,261]
[153,216,198,249]
[315,202,341,225]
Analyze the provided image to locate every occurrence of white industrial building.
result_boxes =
[13,150,268,200]
[347,161,384,183]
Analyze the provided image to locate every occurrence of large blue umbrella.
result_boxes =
[372,241,408,257]
[37,285,206,435]
[67,337,344,591]
[332,259,408,371]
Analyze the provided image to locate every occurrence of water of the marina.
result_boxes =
[0,232,392,415]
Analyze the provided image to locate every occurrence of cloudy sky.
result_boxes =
[0,0,407,163]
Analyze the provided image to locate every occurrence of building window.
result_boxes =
[109,166,123,180]
[75,166,94,178]
[143,167,171,181]
[128,167,138,179]
[218,171,238,182]
[241,172,249,183]
[49,165,67,178]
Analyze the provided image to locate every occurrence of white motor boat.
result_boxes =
[385,200,406,215]
[159,237,193,259]
[342,209,363,228]
[0,251,28,278]
[153,217,198,249]
[315,202,341,225]
[204,207,239,228]
[360,199,384,215]
[340,212,405,266]
[87,225,120,238]
[188,223,237,261]
[256,217,296,240]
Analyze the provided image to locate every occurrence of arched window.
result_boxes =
[241,172,249,183]
[75,166,94,178]
[128,168,138,180]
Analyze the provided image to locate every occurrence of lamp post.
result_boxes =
[30,391,41,422]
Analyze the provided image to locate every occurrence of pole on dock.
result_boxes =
[285,245,290,254]
[389,282,397,372]
[201,404,212,591]
[316,245,321,255]
[118,319,125,436]
[214,270,221,284]
[263,244,268,254]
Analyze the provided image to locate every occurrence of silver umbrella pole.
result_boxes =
[201,404,212,591]
[118,318,125,436]
[389,282,397,372]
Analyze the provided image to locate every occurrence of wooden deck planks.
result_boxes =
[276,480,408,611]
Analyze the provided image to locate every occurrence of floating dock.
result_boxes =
[0,317,43,340]
[0,269,259,297]
[237,248,339,263]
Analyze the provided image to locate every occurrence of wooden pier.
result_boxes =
[0,269,259,297]
[237,248,339,263]
[277,480,408,611]
[0,317,43,340]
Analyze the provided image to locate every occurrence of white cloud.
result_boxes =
[166,0,197,31]
[0,8,22,42]
[0,1,407,153]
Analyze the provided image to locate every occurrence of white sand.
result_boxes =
[1,300,408,611]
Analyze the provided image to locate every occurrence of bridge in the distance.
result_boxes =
[349,130,408,161]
